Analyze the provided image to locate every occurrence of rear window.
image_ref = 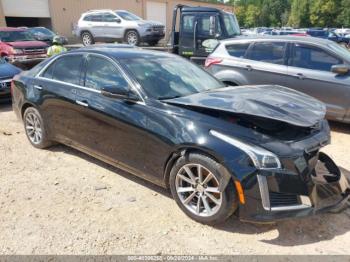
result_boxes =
[249,42,286,65]
[225,43,250,58]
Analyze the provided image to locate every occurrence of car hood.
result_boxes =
[165,85,326,127]
[6,41,48,48]
[0,62,21,78]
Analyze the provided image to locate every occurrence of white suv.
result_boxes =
[74,9,165,46]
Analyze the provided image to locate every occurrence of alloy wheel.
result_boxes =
[175,163,223,217]
[126,31,138,45]
[25,112,43,145]
[82,34,92,46]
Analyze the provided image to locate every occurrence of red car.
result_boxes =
[0,27,48,66]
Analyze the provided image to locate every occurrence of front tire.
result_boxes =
[125,30,140,46]
[169,153,238,225]
[81,31,94,46]
[23,107,52,149]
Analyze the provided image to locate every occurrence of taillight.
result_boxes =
[204,57,222,68]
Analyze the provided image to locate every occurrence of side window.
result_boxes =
[290,44,342,71]
[90,14,103,22]
[225,43,250,58]
[42,62,55,79]
[197,15,221,36]
[83,15,92,21]
[249,42,286,65]
[103,13,118,22]
[85,56,129,90]
[49,55,83,85]
[198,16,210,35]
[182,15,195,33]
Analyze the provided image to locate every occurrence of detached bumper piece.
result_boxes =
[239,152,350,222]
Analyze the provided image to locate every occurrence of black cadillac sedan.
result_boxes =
[12,46,350,225]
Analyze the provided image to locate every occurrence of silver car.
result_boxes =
[74,9,165,46]
[206,36,350,123]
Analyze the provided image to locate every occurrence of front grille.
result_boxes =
[0,79,11,89]
[269,192,299,207]
[24,48,46,54]
[152,25,165,32]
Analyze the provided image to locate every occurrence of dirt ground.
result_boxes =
[0,102,350,255]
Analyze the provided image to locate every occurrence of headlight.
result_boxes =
[12,48,24,55]
[210,130,282,169]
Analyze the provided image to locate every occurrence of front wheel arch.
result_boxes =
[163,147,230,189]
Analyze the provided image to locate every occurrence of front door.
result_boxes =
[102,13,123,39]
[73,54,152,179]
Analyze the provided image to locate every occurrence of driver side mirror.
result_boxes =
[101,85,139,101]
[114,18,121,23]
[331,64,349,75]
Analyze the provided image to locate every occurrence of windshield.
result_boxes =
[122,57,225,100]
[0,30,35,42]
[29,28,55,37]
[328,43,350,62]
[115,11,141,21]
[223,13,240,37]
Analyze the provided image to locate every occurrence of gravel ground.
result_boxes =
[0,102,350,255]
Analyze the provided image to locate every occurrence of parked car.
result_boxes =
[0,27,48,68]
[205,36,350,123]
[0,57,21,102]
[307,29,349,47]
[12,46,349,224]
[27,27,68,45]
[73,9,165,46]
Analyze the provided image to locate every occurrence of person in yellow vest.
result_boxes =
[47,36,67,57]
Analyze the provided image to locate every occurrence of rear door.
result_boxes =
[35,54,84,143]
[242,41,289,86]
[286,43,350,121]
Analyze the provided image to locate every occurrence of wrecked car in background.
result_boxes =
[12,47,350,225]
[205,36,350,123]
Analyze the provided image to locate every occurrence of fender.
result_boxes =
[213,69,249,86]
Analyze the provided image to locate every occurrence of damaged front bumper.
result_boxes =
[239,152,350,223]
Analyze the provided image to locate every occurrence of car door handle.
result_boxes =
[296,73,305,80]
[34,85,43,90]
[76,100,89,107]
[246,65,253,71]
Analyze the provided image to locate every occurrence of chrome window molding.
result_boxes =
[34,51,145,104]
[257,174,312,212]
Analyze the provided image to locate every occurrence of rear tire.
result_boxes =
[169,152,238,225]
[81,31,94,46]
[125,30,140,46]
[23,107,53,149]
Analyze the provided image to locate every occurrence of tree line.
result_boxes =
[212,0,350,28]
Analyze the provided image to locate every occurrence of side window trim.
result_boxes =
[245,41,288,65]
[289,42,343,70]
[82,53,145,102]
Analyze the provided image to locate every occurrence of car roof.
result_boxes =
[220,35,333,45]
[0,27,26,32]
[72,45,175,59]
